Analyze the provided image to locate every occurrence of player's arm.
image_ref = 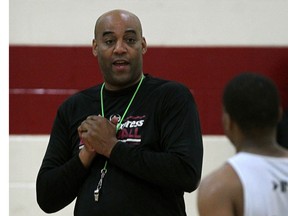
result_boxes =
[197,163,241,216]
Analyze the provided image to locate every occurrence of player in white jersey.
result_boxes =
[197,72,288,216]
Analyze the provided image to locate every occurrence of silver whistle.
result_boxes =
[94,188,100,202]
[94,166,107,202]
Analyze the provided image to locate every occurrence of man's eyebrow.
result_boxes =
[102,29,137,37]
[102,31,113,37]
[125,29,137,35]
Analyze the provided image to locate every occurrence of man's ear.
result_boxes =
[92,39,98,57]
[141,37,147,54]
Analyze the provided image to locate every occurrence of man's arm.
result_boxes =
[36,105,90,213]
[110,84,203,192]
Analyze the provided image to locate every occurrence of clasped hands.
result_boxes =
[78,115,119,167]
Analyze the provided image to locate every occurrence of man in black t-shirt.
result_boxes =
[36,9,203,216]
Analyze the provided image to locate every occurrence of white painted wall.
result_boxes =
[10,135,235,216]
[9,0,288,46]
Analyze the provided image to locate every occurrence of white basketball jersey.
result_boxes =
[228,152,288,216]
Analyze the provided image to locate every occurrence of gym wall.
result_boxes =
[9,1,288,216]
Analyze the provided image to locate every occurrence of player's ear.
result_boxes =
[278,106,283,123]
[222,107,233,135]
[222,109,237,145]
[92,39,98,57]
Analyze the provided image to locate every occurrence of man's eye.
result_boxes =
[105,40,114,45]
[126,38,136,44]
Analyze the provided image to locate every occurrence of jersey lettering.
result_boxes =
[117,116,145,144]
[273,180,288,193]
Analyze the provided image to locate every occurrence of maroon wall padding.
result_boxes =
[9,46,288,134]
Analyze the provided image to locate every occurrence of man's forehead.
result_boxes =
[95,10,142,38]
[99,13,138,28]
[100,10,136,21]
[97,17,139,36]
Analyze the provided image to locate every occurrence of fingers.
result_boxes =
[77,115,118,158]
[78,115,118,134]
[110,116,119,125]
[79,145,97,168]
[78,115,100,134]
[86,115,100,120]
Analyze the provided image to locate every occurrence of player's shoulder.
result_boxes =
[199,162,241,198]
[198,162,243,216]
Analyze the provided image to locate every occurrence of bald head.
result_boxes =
[91,9,147,90]
[94,9,143,39]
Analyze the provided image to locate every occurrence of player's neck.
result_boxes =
[239,138,288,157]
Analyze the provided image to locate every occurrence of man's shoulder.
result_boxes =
[145,74,190,93]
[60,85,101,108]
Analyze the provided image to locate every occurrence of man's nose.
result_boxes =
[113,40,127,54]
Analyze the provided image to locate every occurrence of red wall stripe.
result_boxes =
[9,46,288,134]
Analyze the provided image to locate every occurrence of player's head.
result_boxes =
[222,72,281,138]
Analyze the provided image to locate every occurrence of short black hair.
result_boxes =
[223,72,280,136]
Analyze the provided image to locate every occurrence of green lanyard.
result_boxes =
[94,74,145,202]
